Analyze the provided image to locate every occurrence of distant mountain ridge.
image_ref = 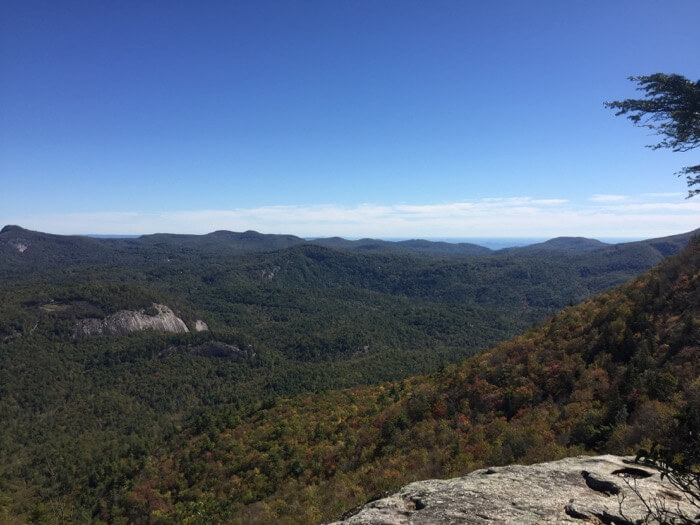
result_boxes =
[311,236,492,256]
[498,236,609,254]
[2,224,698,262]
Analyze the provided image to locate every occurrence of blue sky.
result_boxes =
[1,1,698,237]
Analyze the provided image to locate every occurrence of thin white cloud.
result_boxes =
[531,199,569,205]
[605,201,700,212]
[589,194,628,202]
[4,195,698,239]
[642,192,684,198]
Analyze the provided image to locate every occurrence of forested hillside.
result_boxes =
[111,238,697,523]
[0,227,697,523]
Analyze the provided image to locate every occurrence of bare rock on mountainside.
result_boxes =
[331,455,697,524]
[194,319,209,332]
[9,239,29,253]
[74,303,189,337]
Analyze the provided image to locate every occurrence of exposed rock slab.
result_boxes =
[194,319,209,332]
[331,455,696,524]
[10,240,29,253]
[74,303,189,337]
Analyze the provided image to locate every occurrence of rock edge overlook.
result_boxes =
[330,455,697,524]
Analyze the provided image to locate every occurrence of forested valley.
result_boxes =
[0,225,697,523]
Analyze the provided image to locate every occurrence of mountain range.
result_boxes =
[0,225,697,523]
[1,224,695,264]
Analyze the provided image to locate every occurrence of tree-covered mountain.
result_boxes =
[2,225,697,277]
[498,236,610,254]
[0,227,697,523]
[110,237,698,524]
[1,226,695,373]
[311,236,492,256]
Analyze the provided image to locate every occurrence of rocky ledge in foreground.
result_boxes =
[331,455,697,524]
[74,303,193,337]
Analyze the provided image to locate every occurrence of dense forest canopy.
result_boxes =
[0,227,697,522]
[108,238,698,523]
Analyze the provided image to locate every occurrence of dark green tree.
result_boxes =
[606,74,700,196]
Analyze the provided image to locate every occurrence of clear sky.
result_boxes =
[1,1,698,238]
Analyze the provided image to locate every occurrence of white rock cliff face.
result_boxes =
[10,240,28,253]
[74,303,189,337]
[331,455,697,524]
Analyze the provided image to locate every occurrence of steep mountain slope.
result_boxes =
[108,239,698,524]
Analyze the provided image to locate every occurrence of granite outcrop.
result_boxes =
[74,303,189,337]
[331,455,697,524]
